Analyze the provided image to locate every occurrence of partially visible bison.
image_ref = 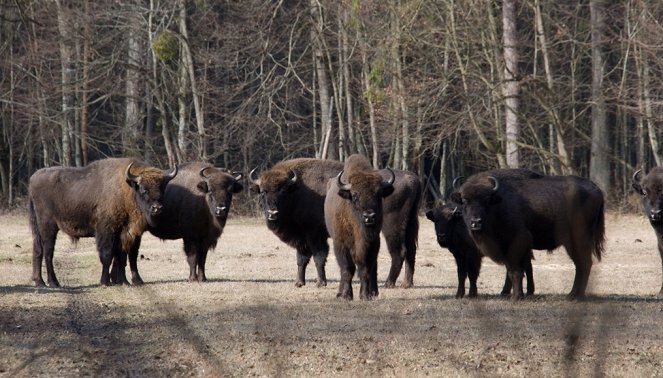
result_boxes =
[144,162,243,282]
[632,168,663,297]
[250,158,420,288]
[324,154,395,300]
[426,200,534,298]
[451,170,605,300]
[28,158,177,287]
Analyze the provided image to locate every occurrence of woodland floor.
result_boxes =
[1,211,662,377]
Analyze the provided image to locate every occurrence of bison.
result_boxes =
[450,169,604,300]
[324,154,395,300]
[632,167,663,297]
[28,158,177,287]
[249,158,419,288]
[426,200,534,298]
[142,162,243,282]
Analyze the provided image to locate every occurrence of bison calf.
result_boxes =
[28,158,177,287]
[632,168,663,297]
[145,162,243,282]
[324,154,395,300]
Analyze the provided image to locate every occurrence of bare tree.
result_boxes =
[589,0,610,192]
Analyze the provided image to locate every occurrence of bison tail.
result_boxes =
[28,195,43,253]
[590,201,605,262]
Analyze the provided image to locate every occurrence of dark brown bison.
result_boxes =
[632,167,663,297]
[450,169,604,300]
[249,158,420,288]
[143,162,243,282]
[324,154,395,300]
[426,200,534,298]
[28,158,177,287]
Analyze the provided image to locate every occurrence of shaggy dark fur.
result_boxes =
[451,169,604,300]
[28,158,176,287]
[632,167,663,297]
[324,154,394,300]
[145,162,243,282]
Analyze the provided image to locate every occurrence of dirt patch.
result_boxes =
[1,212,662,377]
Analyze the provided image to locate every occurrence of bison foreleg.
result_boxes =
[295,246,312,287]
[197,248,208,283]
[656,238,663,298]
[110,252,130,286]
[335,248,354,300]
[307,236,329,287]
[128,237,144,285]
[524,254,535,296]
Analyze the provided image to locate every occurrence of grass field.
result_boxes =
[1,211,662,377]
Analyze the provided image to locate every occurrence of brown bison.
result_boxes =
[426,200,534,298]
[450,169,604,300]
[632,167,663,297]
[28,158,177,287]
[142,162,243,282]
[324,154,395,300]
[249,158,419,288]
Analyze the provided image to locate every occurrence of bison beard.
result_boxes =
[28,158,176,287]
[324,154,395,300]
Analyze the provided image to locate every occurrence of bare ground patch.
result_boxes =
[1,212,662,377]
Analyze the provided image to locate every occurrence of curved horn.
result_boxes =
[199,167,211,179]
[488,176,499,192]
[633,169,643,183]
[249,167,261,186]
[452,176,464,190]
[164,164,178,181]
[336,170,351,191]
[288,169,298,184]
[385,167,395,185]
[232,171,244,181]
[125,162,139,183]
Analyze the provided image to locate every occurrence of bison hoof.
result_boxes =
[34,279,47,288]
[336,292,353,301]
[47,280,61,288]
[295,281,305,287]
[383,281,396,289]
[316,280,327,287]
[400,281,413,289]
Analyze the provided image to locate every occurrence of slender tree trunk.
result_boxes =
[503,0,519,168]
[392,0,409,170]
[80,0,90,165]
[589,0,610,192]
[125,11,142,156]
[311,0,333,160]
[178,47,189,159]
[55,0,74,166]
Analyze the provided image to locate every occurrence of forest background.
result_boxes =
[1,0,660,213]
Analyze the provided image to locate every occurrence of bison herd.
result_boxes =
[27,155,663,300]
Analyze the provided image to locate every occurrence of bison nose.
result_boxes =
[362,210,376,226]
[267,209,279,221]
[215,206,228,216]
[650,209,662,222]
[150,203,163,216]
[469,217,483,231]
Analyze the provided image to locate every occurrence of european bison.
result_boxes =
[632,168,663,297]
[249,158,420,288]
[451,169,605,300]
[28,158,177,287]
[426,200,534,298]
[144,162,243,282]
[324,154,395,300]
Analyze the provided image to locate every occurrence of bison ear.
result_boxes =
[249,183,260,194]
[337,188,352,200]
[382,184,395,198]
[632,182,644,195]
[196,181,209,193]
[425,210,435,222]
[232,182,244,194]
[449,192,462,204]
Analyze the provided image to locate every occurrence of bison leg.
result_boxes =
[295,246,312,287]
[184,240,199,282]
[308,235,329,287]
[506,268,524,301]
[402,233,417,289]
[128,237,144,285]
[566,238,593,299]
[335,247,354,300]
[500,273,513,297]
[656,237,663,298]
[467,252,482,298]
[33,224,60,288]
[96,232,117,286]
[197,247,208,283]
[452,252,467,299]
[111,252,131,286]
[383,235,404,289]
[524,253,535,296]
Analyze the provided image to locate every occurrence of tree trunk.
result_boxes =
[311,0,333,160]
[125,11,142,157]
[55,0,74,166]
[503,0,519,168]
[589,0,610,192]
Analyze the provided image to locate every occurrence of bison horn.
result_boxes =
[126,162,139,183]
[336,170,351,191]
[233,171,244,181]
[633,169,643,183]
[199,167,211,179]
[385,167,395,185]
[288,169,298,184]
[249,167,261,186]
[452,176,464,190]
[164,164,178,182]
[488,176,499,192]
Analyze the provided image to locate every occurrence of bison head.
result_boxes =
[126,162,178,223]
[198,167,244,220]
[250,167,298,223]
[335,167,395,227]
[450,175,500,232]
[633,168,663,223]
[426,202,462,248]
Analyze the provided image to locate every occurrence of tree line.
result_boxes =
[1,0,661,212]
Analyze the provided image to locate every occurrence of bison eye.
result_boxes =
[642,190,648,197]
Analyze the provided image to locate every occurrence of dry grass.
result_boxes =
[1,211,662,377]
